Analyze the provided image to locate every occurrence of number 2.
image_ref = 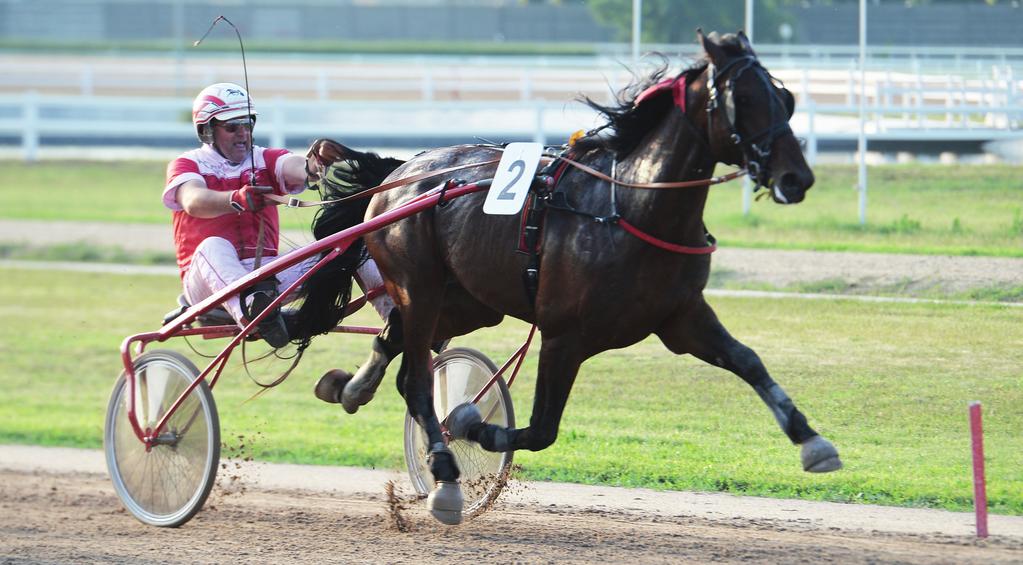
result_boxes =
[497,159,526,200]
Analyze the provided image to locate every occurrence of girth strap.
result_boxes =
[544,157,718,256]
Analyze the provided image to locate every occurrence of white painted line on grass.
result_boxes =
[0,259,177,276]
[2,259,1020,308]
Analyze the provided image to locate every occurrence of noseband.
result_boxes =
[706,56,793,190]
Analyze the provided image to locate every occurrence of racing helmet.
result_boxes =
[191,82,258,144]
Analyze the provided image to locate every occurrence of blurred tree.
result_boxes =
[588,0,1006,44]
[588,0,795,44]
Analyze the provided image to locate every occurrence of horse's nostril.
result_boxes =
[774,172,808,204]
[778,172,798,190]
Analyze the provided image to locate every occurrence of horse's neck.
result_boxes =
[614,103,715,238]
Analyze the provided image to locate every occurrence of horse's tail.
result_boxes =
[290,141,404,347]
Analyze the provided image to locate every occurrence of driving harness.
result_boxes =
[514,145,719,306]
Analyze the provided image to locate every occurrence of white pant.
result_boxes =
[183,236,394,327]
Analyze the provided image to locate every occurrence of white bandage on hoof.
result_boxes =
[446,402,482,440]
[427,481,464,525]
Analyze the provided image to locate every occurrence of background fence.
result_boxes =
[2,49,1021,162]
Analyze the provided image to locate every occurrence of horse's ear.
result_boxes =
[737,30,756,55]
[698,28,726,64]
[780,87,796,119]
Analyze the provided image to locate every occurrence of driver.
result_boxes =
[163,82,394,348]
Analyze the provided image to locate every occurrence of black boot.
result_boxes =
[242,280,290,349]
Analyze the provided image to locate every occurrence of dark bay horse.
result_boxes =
[336,31,841,524]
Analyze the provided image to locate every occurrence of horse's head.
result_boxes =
[698,30,813,204]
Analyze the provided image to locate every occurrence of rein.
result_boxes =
[270,152,745,211]
[266,157,503,208]
[557,155,745,189]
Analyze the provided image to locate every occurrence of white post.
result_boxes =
[632,0,642,63]
[915,71,924,128]
[533,102,546,145]
[81,65,94,96]
[741,0,754,215]
[745,0,754,41]
[806,99,818,166]
[172,0,185,95]
[847,65,856,106]
[270,97,286,149]
[520,72,533,101]
[422,70,434,102]
[857,0,868,225]
[22,91,39,163]
[316,70,328,101]
[800,68,810,104]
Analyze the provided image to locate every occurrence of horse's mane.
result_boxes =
[577,34,749,158]
[291,146,405,345]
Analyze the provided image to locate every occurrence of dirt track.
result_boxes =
[3,222,1023,563]
[2,446,1022,564]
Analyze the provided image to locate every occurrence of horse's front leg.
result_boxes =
[394,294,469,525]
[657,298,842,473]
[453,334,584,453]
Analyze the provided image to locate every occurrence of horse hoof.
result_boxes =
[341,362,388,415]
[427,481,463,525]
[446,403,482,440]
[801,435,843,473]
[340,388,370,415]
[313,369,353,404]
[340,375,377,415]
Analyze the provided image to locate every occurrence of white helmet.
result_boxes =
[191,82,258,143]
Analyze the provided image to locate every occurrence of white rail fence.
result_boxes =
[3,51,1021,105]
[2,91,1021,163]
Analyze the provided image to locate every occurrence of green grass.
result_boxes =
[704,164,1023,256]
[0,161,319,232]
[1,267,1020,515]
[2,161,1021,256]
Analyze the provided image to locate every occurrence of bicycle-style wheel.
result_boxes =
[104,350,220,527]
[403,347,514,518]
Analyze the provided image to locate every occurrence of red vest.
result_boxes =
[163,145,293,278]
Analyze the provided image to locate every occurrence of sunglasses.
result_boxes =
[215,119,254,133]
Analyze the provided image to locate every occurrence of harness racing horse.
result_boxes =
[336,31,842,524]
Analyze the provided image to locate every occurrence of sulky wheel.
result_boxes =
[104,350,220,527]
[403,347,515,519]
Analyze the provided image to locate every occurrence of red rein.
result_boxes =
[617,219,717,254]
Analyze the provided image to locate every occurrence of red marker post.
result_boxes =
[969,401,988,538]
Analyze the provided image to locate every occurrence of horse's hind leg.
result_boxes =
[657,299,842,473]
[457,334,584,453]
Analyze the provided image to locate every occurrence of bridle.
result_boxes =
[706,55,794,191]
